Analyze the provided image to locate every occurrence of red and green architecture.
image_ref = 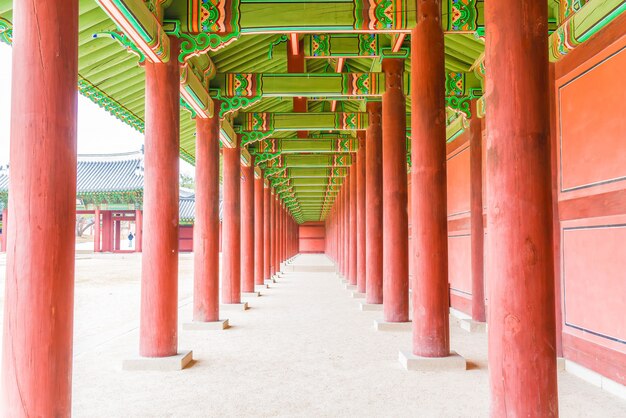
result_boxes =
[0,0,625,416]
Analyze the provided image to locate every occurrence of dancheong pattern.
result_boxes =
[358,34,378,56]
[311,34,331,57]
[342,73,379,96]
[447,0,479,31]
[353,0,409,30]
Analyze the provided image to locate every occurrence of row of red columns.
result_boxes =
[325,0,557,416]
[0,6,300,413]
[2,0,556,415]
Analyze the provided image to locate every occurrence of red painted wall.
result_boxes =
[299,222,325,253]
[177,222,222,253]
[178,225,193,252]
[554,18,626,384]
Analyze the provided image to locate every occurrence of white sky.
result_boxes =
[0,43,195,177]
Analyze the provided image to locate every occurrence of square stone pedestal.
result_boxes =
[242,291,261,298]
[359,302,383,311]
[459,319,487,333]
[399,350,466,371]
[255,284,268,291]
[183,319,229,331]
[220,302,249,311]
[374,320,412,332]
[265,278,275,285]
[123,350,193,371]
[344,284,357,291]
[351,291,366,299]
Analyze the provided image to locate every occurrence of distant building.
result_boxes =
[0,150,223,252]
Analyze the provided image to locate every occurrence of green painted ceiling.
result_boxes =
[0,0,606,222]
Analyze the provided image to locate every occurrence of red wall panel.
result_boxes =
[179,225,193,252]
[446,133,472,315]
[555,24,626,384]
[299,222,325,253]
[559,48,626,192]
[447,144,471,217]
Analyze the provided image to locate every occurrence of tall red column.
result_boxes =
[1,0,78,413]
[366,102,383,304]
[337,188,344,275]
[411,1,450,357]
[140,36,181,357]
[469,102,486,323]
[486,1,557,416]
[276,202,282,267]
[344,176,351,279]
[241,162,255,293]
[269,190,276,276]
[222,137,242,304]
[192,114,221,322]
[356,131,367,294]
[273,195,280,271]
[94,207,101,252]
[114,220,121,251]
[349,163,357,285]
[135,208,143,252]
[281,208,285,262]
[254,172,265,285]
[263,183,271,280]
[101,211,112,252]
[382,58,409,323]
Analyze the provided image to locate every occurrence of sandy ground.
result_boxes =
[0,253,625,417]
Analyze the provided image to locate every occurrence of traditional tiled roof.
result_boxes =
[76,151,144,193]
[0,151,223,222]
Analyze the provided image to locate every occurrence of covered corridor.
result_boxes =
[0,253,623,416]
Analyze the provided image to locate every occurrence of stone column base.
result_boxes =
[399,350,466,371]
[123,350,193,371]
[350,291,366,299]
[242,291,261,298]
[183,319,229,331]
[344,284,357,291]
[255,284,268,291]
[373,320,412,332]
[359,302,383,311]
[459,319,487,333]
[220,302,249,311]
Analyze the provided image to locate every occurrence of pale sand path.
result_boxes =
[0,253,624,417]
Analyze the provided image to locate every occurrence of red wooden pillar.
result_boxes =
[344,176,351,279]
[254,171,265,285]
[269,190,276,276]
[486,0,557,415]
[382,58,409,323]
[114,219,121,251]
[282,206,286,261]
[263,182,271,280]
[192,114,220,322]
[94,207,101,252]
[140,36,181,357]
[410,2,450,356]
[101,211,108,252]
[365,99,382,301]
[222,136,242,304]
[135,208,143,252]
[349,163,357,285]
[356,131,367,294]
[1,0,78,413]
[336,188,343,274]
[276,202,282,267]
[241,161,255,293]
[469,102,486,322]
[1,208,6,252]
[273,195,280,271]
